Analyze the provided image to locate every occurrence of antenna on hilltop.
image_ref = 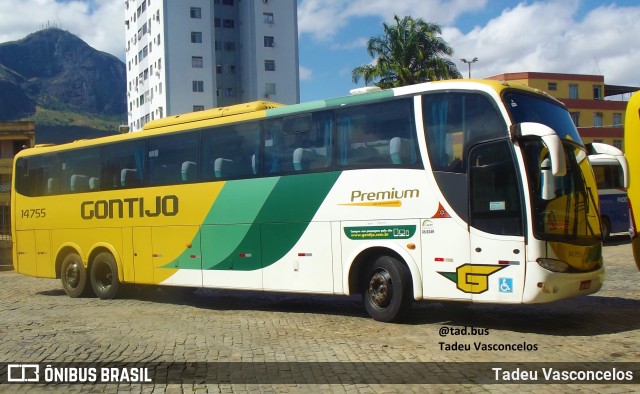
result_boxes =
[39,21,59,31]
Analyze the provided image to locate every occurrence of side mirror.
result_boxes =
[510,122,567,176]
[586,142,629,189]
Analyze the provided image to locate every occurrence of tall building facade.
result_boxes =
[486,72,638,151]
[124,0,300,131]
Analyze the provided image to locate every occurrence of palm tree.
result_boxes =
[352,15,462,88]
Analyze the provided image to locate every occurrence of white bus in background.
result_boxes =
[587,143,629,241]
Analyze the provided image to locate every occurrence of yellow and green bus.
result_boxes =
[624,90,640,270]
[12,80,604,322]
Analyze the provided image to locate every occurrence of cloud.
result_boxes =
[0,0,124,60]
[446,1,640,86]
[299,65,313,81]
[298,0,487,41]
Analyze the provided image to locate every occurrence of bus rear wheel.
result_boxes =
[61,253,90,298]
[90,252,120,300]
[363,255,413,322]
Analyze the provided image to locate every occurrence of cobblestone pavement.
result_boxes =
[0,237,638,393]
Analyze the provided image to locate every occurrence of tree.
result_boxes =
[352,15,462,88]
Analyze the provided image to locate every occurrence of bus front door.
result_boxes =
[467,141,526,302]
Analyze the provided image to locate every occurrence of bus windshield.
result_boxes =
[503,91,583,143]
[503,91,600,243]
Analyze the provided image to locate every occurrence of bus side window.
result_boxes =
[101,140,146,190]
[288,111,332,172]
[338,99,417,168]
[148,132,199,185]
[60,148,100,193]
[262,119,282,174]
[202,122,260,180]
[15,157,58,197]
[423,92,505,173]
[262,112,332,175]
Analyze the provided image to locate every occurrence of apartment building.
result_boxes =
[486,72,638,151]
[124,0,300,131]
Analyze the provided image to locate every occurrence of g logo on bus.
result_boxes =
[438,264,506,294]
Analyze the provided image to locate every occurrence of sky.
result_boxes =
[0,0,638,103]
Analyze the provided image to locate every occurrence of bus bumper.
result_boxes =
[521,263,605,303]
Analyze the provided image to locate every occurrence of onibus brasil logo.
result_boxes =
[438,264,506,294]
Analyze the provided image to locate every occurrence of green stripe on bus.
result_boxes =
[204,177,280,225]
[323,89,394,108]
[265,100,327,117]
[265,89,394,118]
[164,172,341,271]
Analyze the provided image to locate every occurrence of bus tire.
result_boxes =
[90,252,120,300]
[61,252,90,298]
[601,218,611,242]
[363,255,413,322]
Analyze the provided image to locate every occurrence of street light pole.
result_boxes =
[460,57,478,79]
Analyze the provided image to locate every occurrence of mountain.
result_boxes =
[0,28,126,143]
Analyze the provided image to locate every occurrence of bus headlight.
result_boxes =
[537,258,569,272]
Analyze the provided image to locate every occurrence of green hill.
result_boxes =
[0,28,126,143]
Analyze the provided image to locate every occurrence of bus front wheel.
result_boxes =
[90,252,120,300]
[61,253,90,298]
[363,255,413,322]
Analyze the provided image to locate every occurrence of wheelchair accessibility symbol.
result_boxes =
[499,278,513,293]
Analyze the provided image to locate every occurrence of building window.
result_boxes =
[593,85,602,100]
[265,60,275,71]
[193,105,205,112]
[569,84,579,99]
[193,81,204,92]
[593,112,603,127]
[222,0,234,5]
[224,42,236,51]
[613,140,623,150]
[570,112,580,127]
[190,7,202,19]
[265,83,276,96]
[547,82,557,91]
[223,19,234,28]
[613,113,622,126]
[192,56,203,68]
[225,88,234,97]
[215,41,222,51]
[264,12,274,24]
[216,65,222,74]
[214,18,221,28]
[191,32,203,43]
[264,36,275,47]
[228,65,236,74]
